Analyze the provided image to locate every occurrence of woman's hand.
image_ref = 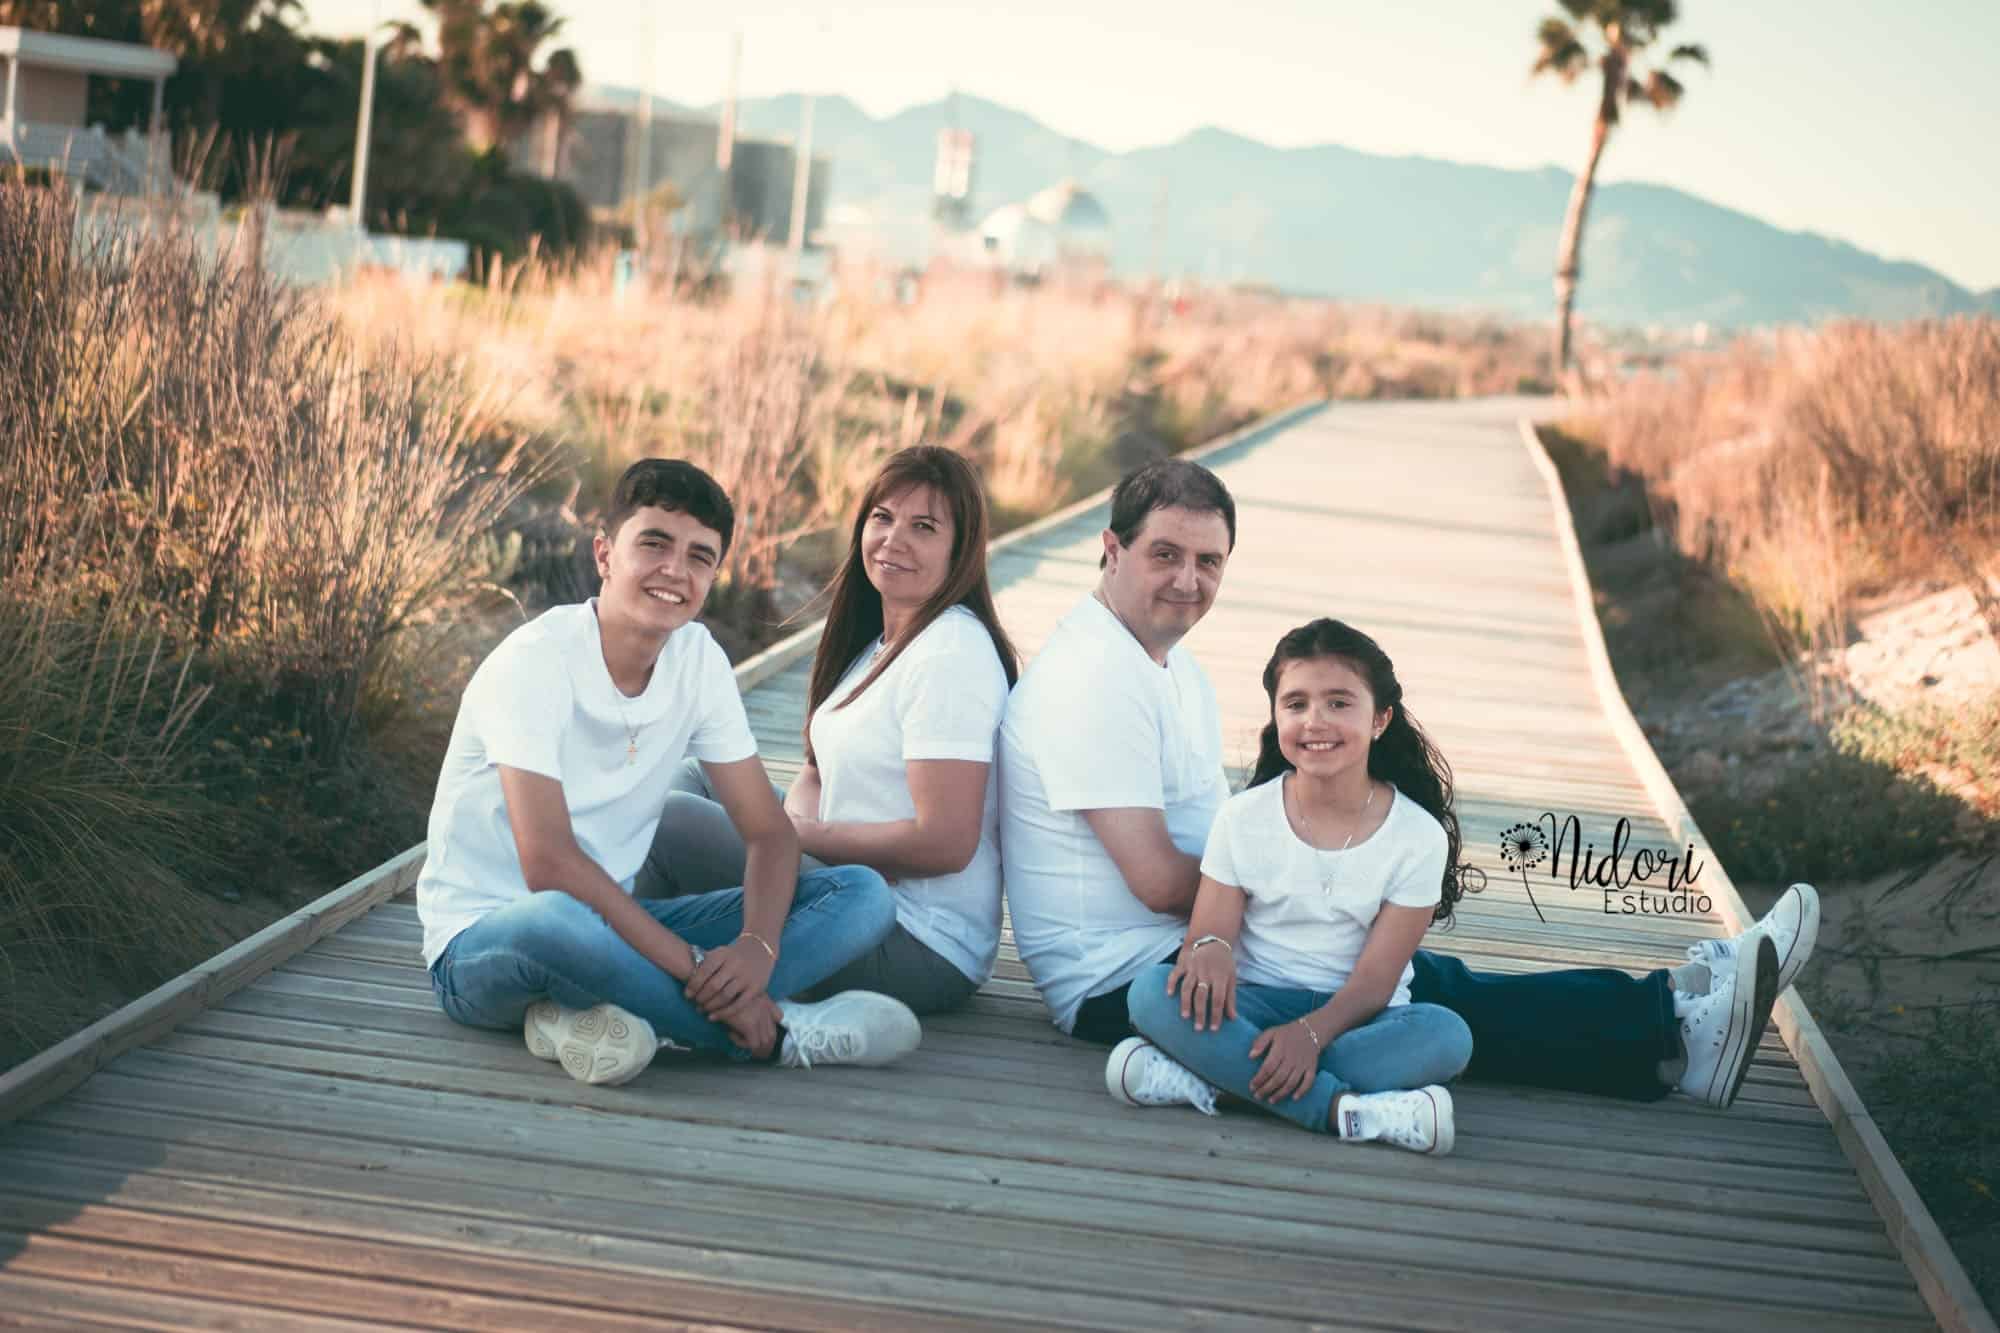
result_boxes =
[1248,1018,1322,1103]
[1166,939,1237,1031]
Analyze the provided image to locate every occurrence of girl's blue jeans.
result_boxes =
[428,866,895,1061]
[1127,962,1473,1133]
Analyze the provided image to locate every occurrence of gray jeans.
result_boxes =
[638,758,979,1017]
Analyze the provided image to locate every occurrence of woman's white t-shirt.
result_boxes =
[1199,778,1445,1003]
[417,601,758,967]
[807,606,1010,984]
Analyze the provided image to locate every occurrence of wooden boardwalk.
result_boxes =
[0,398,1984,1330]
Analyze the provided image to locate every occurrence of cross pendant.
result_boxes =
[626,741,638,766]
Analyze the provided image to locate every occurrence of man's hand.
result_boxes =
[1248,1020,1322,1103]
[685,939,776,1019]
[712,991,783,1059]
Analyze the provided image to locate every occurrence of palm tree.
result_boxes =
[1532,0,1708,380]
[420,0,581,157]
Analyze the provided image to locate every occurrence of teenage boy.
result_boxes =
[418,459,922,1086]
[998,457,1817,1109]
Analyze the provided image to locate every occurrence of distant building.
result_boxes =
[0,26,174,193]
[973,178,1113,280]
[513,94,831,245]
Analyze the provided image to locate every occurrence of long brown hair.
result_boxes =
[803,447,1020,762]
[1247,618,1479,926]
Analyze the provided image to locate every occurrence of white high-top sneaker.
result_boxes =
[1334,1087,1455,1155]
[1105,1038,1220,1116]
[1683,883,1821,996]
[776,991,922,1068]
[524,1001,658,1087]
[1678,933,1779,1109]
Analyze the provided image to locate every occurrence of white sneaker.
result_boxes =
[1685,883,1820,995]
[1105,1037,1219,1116]
[777,991,922,1068]
[1678,933,1778,1109]
[524,1001,658,1087]
[1335,1087,1455,1155]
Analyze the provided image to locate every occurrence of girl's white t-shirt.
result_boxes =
[807,606,1010,984]
[417,601,759,967]
[1198,778,1445,1002]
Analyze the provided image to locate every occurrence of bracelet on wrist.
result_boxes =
[1188,934,1233,955]
[738,930,778,962]
[1296,1017,1322,1049]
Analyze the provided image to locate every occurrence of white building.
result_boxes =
[0,26,175,193]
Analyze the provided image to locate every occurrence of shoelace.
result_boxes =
[789,1023,859,1069]
[1138,1057,1217,1115]
[1372,1094,1437,1150]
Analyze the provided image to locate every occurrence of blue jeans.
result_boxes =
[1127,963,1473,1134]
[429,866,895,1060]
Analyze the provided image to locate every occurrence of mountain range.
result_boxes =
[587,86,1997,329]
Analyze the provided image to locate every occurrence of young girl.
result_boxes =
[1112,617,1475,1152]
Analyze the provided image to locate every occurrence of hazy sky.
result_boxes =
[304,1,2000,291]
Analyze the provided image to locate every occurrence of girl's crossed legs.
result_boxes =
[1126,962,1471,1133]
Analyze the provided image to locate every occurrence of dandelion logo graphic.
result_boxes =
[1499,822,1549,923]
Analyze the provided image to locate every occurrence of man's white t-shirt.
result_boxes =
[807,605,1009,984]
[1200,778,1445,1003]
[417,601,758,967]
[999,594,1229,1032]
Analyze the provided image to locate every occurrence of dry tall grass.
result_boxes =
[0,179,533,1060]
[326,257,1550,640]
[1576,319,2000,707]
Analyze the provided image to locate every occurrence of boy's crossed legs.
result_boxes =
[430,865,919,1081]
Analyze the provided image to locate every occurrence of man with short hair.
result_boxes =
[419,458,921,1086]
[999,457,1816,1107]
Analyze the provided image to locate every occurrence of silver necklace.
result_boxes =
[1288,774,1377,894]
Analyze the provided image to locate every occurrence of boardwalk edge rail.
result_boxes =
[0,398,1325,1128]
[1519,415,1996,1333]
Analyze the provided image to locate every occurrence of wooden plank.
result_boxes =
[1520,414,1995,1333]
[65,1054,1893,1231]
[0,1272,399,1332]
[0,1148,1929,1333]
[0,845,426,1126]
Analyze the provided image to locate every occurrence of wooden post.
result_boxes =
[147,74,165,192]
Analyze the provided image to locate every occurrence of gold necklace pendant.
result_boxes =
[626,739,638,766]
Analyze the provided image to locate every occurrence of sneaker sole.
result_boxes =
[523,1001,564,1062]
[1106,1036,1154,1107]
[556,1005,657,1087]
[1775,884,1820,994]
[1720,937,1780,1110]
[1690,937,1760,1108]
[1426,1086,1455,1156]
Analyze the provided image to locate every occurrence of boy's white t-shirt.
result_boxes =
[999,594,1230,1032]
[1199,778,1445,1003]
[417,601,758,967]
[807,605,1009,984]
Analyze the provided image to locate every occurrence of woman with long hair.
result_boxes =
[1112,618,1474,1150]
[643,446,1019,1015]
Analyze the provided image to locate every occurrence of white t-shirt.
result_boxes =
[998,594,1229,1032]
[1200,778,1445,1003]
[807,606,1009,984]
[417,601,759,966]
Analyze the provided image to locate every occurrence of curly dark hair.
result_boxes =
[1247,617,1474,925]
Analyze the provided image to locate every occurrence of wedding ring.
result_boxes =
[1195,981,1211,989]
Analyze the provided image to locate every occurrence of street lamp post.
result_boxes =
[349,0,383,232]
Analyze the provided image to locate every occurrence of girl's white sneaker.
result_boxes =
[1106,1037,1219,1116]
[1335,1086,1455,1155]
